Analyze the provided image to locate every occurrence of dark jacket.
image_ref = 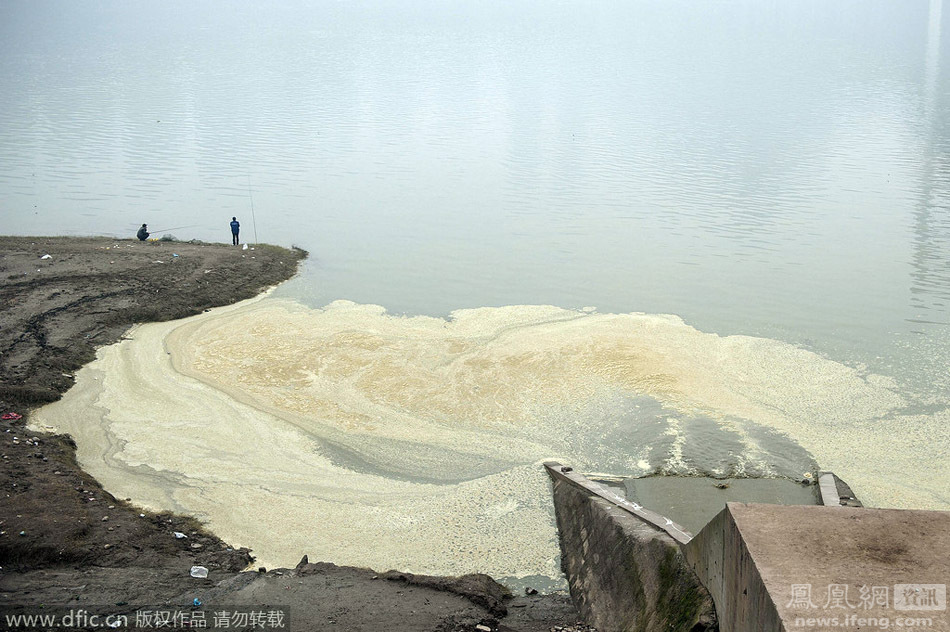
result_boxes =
[230,220,240,235]
[137,226,149,241]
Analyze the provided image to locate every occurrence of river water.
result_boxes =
[4,0,949,582]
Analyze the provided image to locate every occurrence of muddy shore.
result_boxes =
[0,236,585,632]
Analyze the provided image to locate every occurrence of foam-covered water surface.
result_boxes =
[8,0,950,582]
[33,296,946,579]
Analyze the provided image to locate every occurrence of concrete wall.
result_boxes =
[548,468,717,632]
[687,503,950,632]
[547,465,949,632]
[682,506,783,632]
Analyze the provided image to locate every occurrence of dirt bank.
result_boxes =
[0,236,586,631]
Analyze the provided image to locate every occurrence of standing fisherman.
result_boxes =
[230,217,240,245]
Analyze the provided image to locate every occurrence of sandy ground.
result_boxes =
[0,236,587,632]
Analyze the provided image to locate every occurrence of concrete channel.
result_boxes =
[544,462,949,632]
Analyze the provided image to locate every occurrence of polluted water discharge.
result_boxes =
[32,296,948,580]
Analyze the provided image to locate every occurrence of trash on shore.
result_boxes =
[190,566,209,578]
[40,254,51,259]
[2,413,22,421]
[174,531,188,539]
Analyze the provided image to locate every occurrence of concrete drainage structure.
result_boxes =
[544,462,949,632]
[545,462,716,632]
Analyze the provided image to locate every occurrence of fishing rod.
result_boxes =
[148,224,200,234]
[247,175,259,244]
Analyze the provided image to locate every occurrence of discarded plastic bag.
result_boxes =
[174,532,187,539]
[190,565,208,578]
[2,413,22,421]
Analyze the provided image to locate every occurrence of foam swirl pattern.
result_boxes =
[33,297,946,579]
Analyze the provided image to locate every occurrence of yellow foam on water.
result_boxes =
[32,297,947,577]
